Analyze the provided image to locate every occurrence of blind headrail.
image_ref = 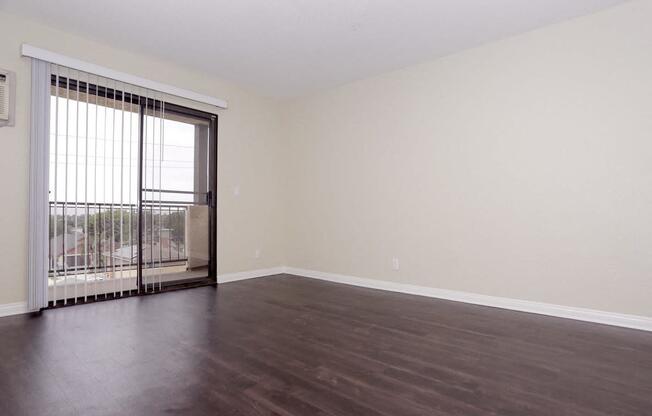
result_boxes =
[21,44,228,109]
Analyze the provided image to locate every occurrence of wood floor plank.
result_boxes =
[1,274,651,415]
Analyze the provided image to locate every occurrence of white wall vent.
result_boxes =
[0,69,16,127]
[0,74,8,120]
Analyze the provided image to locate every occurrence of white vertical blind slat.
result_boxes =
[119,81,125,296]
[27,59,51,311]
[111,80,117,298]
[153,92,159,291]
[52,64,59,305]
[102,78,107,297]
[142,88,148,292]
[131,91,135,284]
[73,68,80,303]
[158,100,165,291]
[63,72,70,304]
[93,74,99,301]
[83,71,89,302]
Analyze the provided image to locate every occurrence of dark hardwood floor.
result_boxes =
[1,274,651,415]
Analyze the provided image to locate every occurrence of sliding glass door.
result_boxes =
[47,68,217,306]
[139,101,217,292]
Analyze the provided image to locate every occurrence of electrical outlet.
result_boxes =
[233,185,240,196]
[254,249,261,259]
[392,257,400,271]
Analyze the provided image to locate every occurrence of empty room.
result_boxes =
[1,0,651,415]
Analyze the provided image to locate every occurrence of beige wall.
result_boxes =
[0,11,286,304]
[2,1,651,318]
[283,0,652,317]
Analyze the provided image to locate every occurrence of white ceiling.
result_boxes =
[0,0,629,98]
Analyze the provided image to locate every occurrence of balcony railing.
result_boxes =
[48,201,188,276]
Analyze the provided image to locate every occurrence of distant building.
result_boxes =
[49,227,88,270]
[108,229,185,265]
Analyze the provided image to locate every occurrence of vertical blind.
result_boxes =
[27,59,51,311]
[47,63,168,305]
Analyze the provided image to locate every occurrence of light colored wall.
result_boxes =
[283,0,652,317]
[2,2,650,318]
[0,11,286,305]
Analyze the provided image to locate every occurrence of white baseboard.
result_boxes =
[217,266,287,284]
[6,266,650,332]
[0,301,28,318]
[1,267,286,317]
[284,267,652,332]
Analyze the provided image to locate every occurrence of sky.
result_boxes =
[48,95,204,206]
